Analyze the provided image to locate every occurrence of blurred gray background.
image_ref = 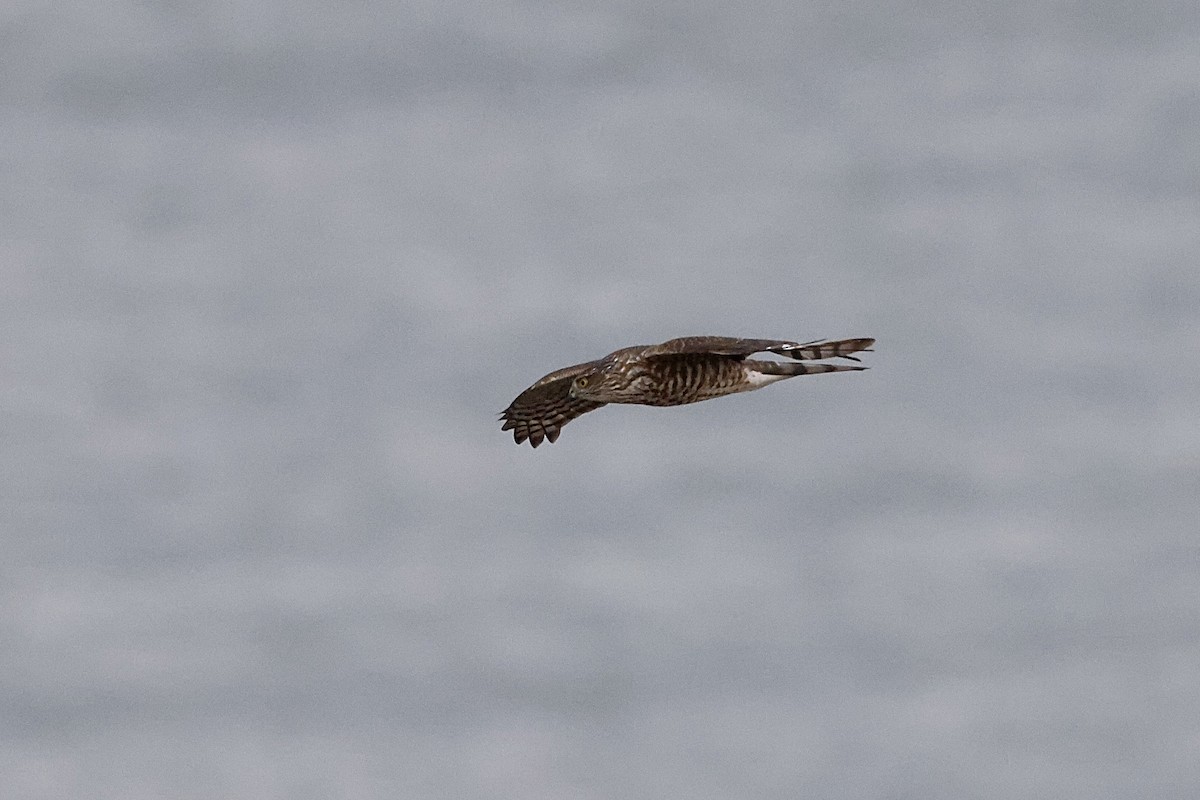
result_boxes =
[4,1,1199,798]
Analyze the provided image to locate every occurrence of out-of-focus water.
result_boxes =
[4,2,1199,798]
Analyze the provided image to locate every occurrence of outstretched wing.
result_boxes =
[500,362,607,448]
[641,336,875,362]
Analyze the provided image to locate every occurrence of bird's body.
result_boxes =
[500,335,874,447]
[587,352,783,405]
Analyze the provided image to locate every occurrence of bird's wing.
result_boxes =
[500,362,607,448]
[641,336,875,362]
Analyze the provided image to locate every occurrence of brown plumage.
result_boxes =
[500,335,874,447]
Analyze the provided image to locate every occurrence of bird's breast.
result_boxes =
[628,356,748,406]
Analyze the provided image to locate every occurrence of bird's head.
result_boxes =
[568,369,611,401]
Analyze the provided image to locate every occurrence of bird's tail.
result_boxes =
[749,359,867,376]
[770,337,875,362]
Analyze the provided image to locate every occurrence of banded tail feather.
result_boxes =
[746,359,867,377]
[769,337,875,362]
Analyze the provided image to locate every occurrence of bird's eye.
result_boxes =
[576,376,589,388]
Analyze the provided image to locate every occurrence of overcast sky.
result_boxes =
[4,1,1200,798]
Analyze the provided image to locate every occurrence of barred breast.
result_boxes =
[638,355,751,405]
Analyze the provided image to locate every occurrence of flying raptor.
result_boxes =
[500,335,874,447]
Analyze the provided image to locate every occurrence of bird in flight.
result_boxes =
[500,335,874,447]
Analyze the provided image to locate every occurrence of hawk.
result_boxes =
[500,335,874,447]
